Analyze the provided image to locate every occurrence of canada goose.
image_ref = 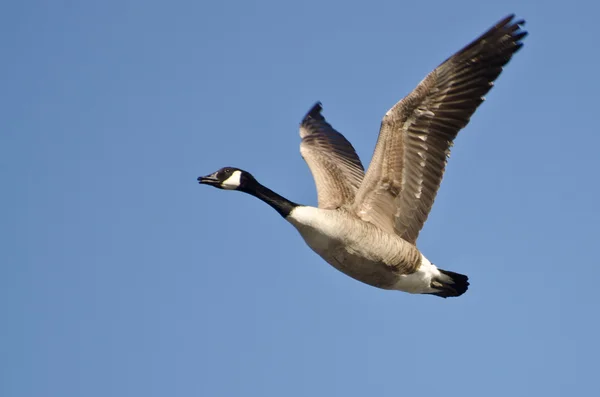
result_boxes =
[198,15,526,298]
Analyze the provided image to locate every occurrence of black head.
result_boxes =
[197,166,298,218]
[197,167,254,190]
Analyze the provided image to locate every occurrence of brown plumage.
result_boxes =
[301,15,526,244]
[300,103,365,209]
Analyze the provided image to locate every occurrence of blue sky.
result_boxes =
[2,1,599,396]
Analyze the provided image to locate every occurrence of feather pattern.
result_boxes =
[300,103,365,209]
[352,15,527,243]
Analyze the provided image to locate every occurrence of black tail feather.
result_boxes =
[428,269,469,298]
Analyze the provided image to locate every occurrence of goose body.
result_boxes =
[288,206,430,292]
[198,16,527,298]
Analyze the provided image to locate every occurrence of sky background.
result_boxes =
[2,1,599,396]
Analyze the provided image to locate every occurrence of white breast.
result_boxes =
[287,206,432,291]
[286,206,343,253]
[287,206,394,262]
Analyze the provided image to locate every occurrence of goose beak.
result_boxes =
[197,173,219,185]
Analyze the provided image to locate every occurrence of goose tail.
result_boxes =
[429,268,470,298]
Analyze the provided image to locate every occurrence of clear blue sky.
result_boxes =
[2,1,599,396]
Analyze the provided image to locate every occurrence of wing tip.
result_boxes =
[301,102,324,124]
[496,15,528,59]
[497,14,528,45]
[448,14,528,66]
[496,14,525,29]
[475,14,528,49]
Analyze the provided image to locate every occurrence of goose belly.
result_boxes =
[304,230,438,293]
[317,244,401,289]
[288,208,403,289]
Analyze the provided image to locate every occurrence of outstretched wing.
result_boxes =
[352,15,527,243]
[300,103,365,209]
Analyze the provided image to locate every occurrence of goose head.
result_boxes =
[197,167,255,191]
[198,167,298,217]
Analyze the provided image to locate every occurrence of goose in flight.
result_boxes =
[198,15,527,298]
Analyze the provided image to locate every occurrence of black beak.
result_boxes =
[197,173,219,185]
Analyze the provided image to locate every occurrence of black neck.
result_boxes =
[240,180,298,218]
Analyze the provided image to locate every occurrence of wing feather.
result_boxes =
[300,103,365,209]
[353,15,527,243]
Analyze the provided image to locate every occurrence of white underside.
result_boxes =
[392,254,442,294]
[287,206,443,294]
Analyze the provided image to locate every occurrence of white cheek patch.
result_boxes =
[221,170,242,190]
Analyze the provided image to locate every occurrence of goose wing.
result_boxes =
[300,103,365,209]
[352,15,527,243]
